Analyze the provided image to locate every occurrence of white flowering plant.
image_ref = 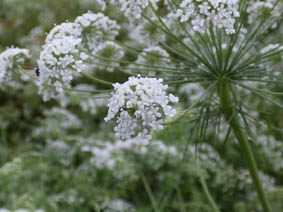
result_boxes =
[0,0,283,211]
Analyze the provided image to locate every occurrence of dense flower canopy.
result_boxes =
[0,0,283,211]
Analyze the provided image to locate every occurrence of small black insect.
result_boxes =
[35,66,40,77]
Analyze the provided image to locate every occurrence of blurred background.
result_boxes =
[0,0,282,211]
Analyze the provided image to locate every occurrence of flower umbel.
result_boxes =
[0,47,30,86]
[105,75,178,143]
[175,0,240,34]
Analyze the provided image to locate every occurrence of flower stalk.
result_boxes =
[197,159,220,212]
[218,81,272,212]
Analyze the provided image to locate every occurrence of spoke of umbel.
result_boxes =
[218,81,272,212]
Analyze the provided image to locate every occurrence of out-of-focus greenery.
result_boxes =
[0,0,282,211]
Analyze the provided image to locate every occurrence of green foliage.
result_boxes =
[0,0,282,212]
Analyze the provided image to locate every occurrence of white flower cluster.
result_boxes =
[32,107,82,138]
[45,139,73,166]
[257,135,283,172]
[75,12,120,51]
[187,143,220,172]
[36,21,86,101]
[247,1,273,24]
[175,0,240,34]
[247,0,283,26]
[20,26,44,58]
[81,137,275,199]
[45,22,82,43]
[237,169,275,195]
[37,11,121,101]
[178,83,204,102]
[81,139,179,178]
[111,0,159,20]
[129,17,166,45]
[0,47,30,85]
[105,76,178,142]
[260,44,283,75]
[92,41,124,72]
[37,35,85,101]
[129,46,173,77]
[165,12,187,36]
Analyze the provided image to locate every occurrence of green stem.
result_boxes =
[79,72,113,87]
[218,82,272,212]
[141,175,160,212]
[19,68,112,93]
[175,185,186,212]
[197,160,221,212]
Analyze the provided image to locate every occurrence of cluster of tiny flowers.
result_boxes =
[37,36,85,101]
[105,76,178,142]
[237,169,275,197]
[129,17,167,45]
[165,12,188,36]
[188,144,220,172]
[247,0,283,26]
[81,139,179,178]
[259,44,283,75]
[32,107,82,138]
[175,0,240,34]
[257,135,283,172]
[129,46,174,77]
[110,0,159,20]
[37,11,121,101]
[20,26,45,58]
[92,41,124,72]
[0,47,30,85]
[36,21,86,101]
[178,83,204,102]
[44,22,82,43]
[75,12,120,51]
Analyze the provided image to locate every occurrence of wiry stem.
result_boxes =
[197,160,221,212]
[218,81,272,212]
[79,72,113,87]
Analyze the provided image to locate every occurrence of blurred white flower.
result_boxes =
[0,47,30,85]
[111,0,159,20]
[176,0,239,34]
